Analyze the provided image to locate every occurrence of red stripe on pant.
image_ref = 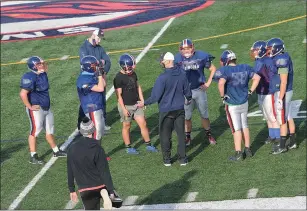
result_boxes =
[29,109,36,136]
[271,94,277,119]
[89,112,97,140]
[225,105,235,133]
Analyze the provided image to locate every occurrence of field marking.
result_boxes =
[64,200,78,210]
[98,196,305,209]
[7,18,175,210]
[8,157,58,210]
[20,58,29,62]
[185,192,198,202]
[123,196,139,206]
[247,188,258,199]
[303,38,306,44]
[60,55,70,60]
[220,44,228,49]
[1,15,306,67]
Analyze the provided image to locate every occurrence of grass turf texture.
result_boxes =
[1,0,306,209]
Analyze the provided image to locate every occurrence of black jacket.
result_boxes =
[67,136,114,193]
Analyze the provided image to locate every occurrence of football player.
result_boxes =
[250,41,280,144]
[113,54,158,154]
[215,50,260,161]
[266,38,296,154]
[19,56,67,164]
[77,55,106,142]
[174,39,217,146]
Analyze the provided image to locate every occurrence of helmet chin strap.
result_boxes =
[184,53,192,58]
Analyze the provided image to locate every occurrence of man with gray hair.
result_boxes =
[67,117,122,210]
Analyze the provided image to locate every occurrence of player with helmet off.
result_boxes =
[113,53,158,154]
[19,56,67,164]
[215,50,260,161]
[250,41,281,145]
[174,39,217,146]
[77,55,106,143]
[266,38,297,154]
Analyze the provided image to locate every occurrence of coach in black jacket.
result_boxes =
[67,117,122,210]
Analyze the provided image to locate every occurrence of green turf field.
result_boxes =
[1,0,306,209]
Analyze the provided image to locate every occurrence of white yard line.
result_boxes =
[64,200,78,210]
[220,44,229,49]
[8,157,58,210]
[247,188,258,199]
[123,196,139,206]
[115,196,306,209]
[185,192,198,202]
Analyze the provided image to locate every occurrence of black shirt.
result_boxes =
[67,136,114,193]
[113,71,139,105]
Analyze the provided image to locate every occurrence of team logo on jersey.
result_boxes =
[1,0,214,42]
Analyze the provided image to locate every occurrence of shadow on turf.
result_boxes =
[0,142,27,165]
[137,170,197,205]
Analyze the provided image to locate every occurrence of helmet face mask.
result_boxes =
[180,46,194,58]
[35,61,48,73]
[81,55,100,73]
[180,39,194,58]
[266,38,285,57]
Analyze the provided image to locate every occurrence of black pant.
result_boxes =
[159,109,186,163]
[80,189,103,210]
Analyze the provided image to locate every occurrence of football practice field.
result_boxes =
[1,0,306,209]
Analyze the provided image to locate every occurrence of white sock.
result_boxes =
[52,146,59,153]
[30,152,37,157]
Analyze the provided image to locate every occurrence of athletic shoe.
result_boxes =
[180,161,188,166]
[146,145,158,152]
[265,137,275,144]
[110,190,123,208]
[53,150,67,157]
[100,189,112,210]
[288,142,297,150]
[229,151,243,161]
[185,137,191,146]
[29,154,44,165]
[164,160,171,167]
[104,125,111,131]
[244,147,253,158]
[126,147,139,155]
[208,136,217,145]
[272,147,287,155]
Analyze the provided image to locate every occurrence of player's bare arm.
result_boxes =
[249,73,261,93]
[137,83,145,107]
[204,63,217,88]
[218,78,226,98]
[91,76,105,92]
[279,73,288,100]
[19,89,40,111]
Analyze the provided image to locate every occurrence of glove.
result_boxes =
[248,89,253,97]
[185,98,192,105]
[97,65,105,76]
[275,99,283,110]
[221,95,229,104]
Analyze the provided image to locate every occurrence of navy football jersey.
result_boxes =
[20,72,50,110]
[174,50,215,89]
[215,64,255,105]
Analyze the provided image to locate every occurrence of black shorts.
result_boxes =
[80,188,103,210]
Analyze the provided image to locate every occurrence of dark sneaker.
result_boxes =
[208,136,217,145]
[229,151,243,161]
[265,137,275,144]
[272,147,287,155]
[180,161,188,166]
[110,190,123,208]
[244,147,253,158]
[29,154,44,165]
[53,150,67,157]
[164,160,171,167]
